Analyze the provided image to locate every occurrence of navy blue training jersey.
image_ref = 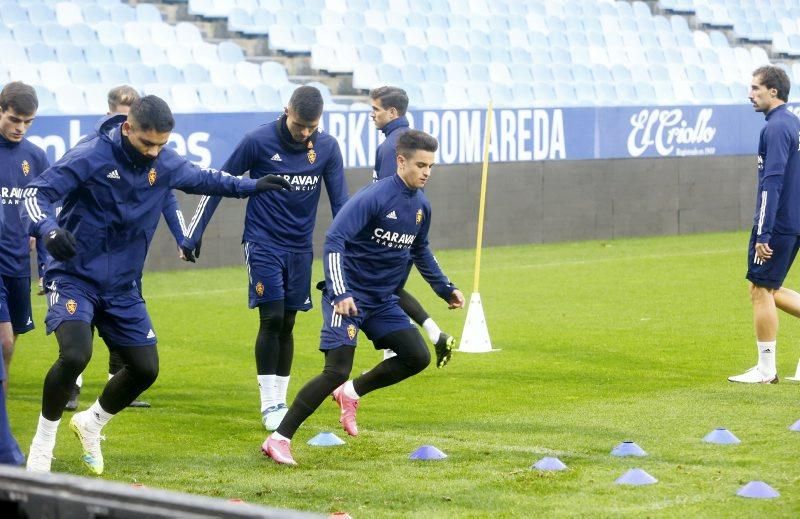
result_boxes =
[323,174,456,304]
[22,114,259,294]
[0,134,49,277]
[754,104,800,242]
[373,116,410,182]
[184,116,348,253]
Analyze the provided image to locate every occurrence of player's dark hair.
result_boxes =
[753,65,790,102]
[396,130,438,159]
[289,86,324,121]
[107,85,140,113]
[370,86,409,116]
[128,95,174,133]
[0,81,38,115]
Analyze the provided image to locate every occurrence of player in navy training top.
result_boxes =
[65,86,187,412]
[0,82,49,388]
[262,130,465,465]
[22,96,291,475]
[181,86,349,432]
[370,86,456,367]
[730,66,800,384]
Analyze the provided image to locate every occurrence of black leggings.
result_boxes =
[255,300,296,377]
[41,321,159,420]
[276,328,430,439]
[396,287,430,327]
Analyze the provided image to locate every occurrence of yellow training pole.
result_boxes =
[472,101,493,293]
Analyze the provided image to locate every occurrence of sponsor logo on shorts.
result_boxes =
[347,324,357,340]
[255,281,264,296]
[148,168,157,186]
[65,299,77,315]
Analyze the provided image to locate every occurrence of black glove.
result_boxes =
[255,174,292,192]
[43,228,76,261]
[181,238,202,263]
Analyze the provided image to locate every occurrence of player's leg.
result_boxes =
[27,320,94,472]
[67,289,158,475]
[730,231,799,383]
[256,299,288,429]
[0,275,36,388]
[774,287,800,317]
[354,328,430,394]
[396,285,454,367]
[108,348,150,408]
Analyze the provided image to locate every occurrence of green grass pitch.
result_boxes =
[8,230,800,517]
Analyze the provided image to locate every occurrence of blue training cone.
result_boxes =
[703,427,741,444]
[409,445,447,460]
[615,468,658,486]
[737,481,780,499]
[532,457,568,471]
[611,441,647,457]
[307,432,345,447]
[789,419,800,432]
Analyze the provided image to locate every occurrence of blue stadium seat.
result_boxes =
[69,63,100,84]
[82,5,109,24]
[468,63,489,81]
[208,63,237,86]
[591,64,612,83]
[155,64,184,84]
[376,63,402,84]
[191,42,220,64]
[139,46,168,66]
[358,44,382,65]
[470,46,490,64]
[509,64,533,83]
[136,3,162,23]
[27,3,56,25]
[510,83,535,105]
[40,23,69,45]
[13,24,42,46]
[1,4,29,25]
[531,50,553,66]
[128,63,157,85]
[95,21,125,46]
[182,63,210,83]
[226,84,257,111]
[691,83,713,101]
[261,61,289,86]
[490,48,512,64]
[0,25,12,44]
[171,84,203,113]
[572,64,593,83]
[56,43,86,65]
[234,61,261,85]
[166,45,194,67]
[444,63,468,83]
[111,43,140,65]
[611,64,632,83]
[533,82,557,105]
[245,9,275,35]
[425,46,448,66]
[218,41,245,63]
[252,84,282,110]
[110,4,137,24]
[82,44,112,65]
[39,62,70,84]
[34,85,57,114]
[98,63,128,84]
[511,47,532,63]
[196,84,228,112]
[68,24,96,46]
[423,64,446,83]
[26,42,56,64]
[574,81,596,105]
[56,85,88,114]
[614,84,637,104]
[447,45,470,64]
[362,28,385,47]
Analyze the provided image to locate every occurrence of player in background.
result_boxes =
[65,85,188,411]
[370,86,455,368]
[23,96,291,475]
[181,86,349,432]
[0,82,49,389]
[730,65,800,384]
[263,130,464,465]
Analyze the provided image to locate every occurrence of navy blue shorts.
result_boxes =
[244,242,312,311]
[45,278,157,347]
[319,291,416,351]
[0,276,34,334]
[746,228,800,289]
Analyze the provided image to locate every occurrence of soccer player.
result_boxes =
[23,95,291,474]
[262,130,464,465]
[370,86,455,367]
[181,86,348,431]
[730,65,800,384]
[65,85,188,411]
[0,82,49,388]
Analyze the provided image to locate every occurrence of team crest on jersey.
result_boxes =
[148,168,157,186]
[65,299,77,315]
[255,281,264,296]
[347,324,357,340]
[416,208,423,225]
[307,141,316,164]
[21,160,30,176]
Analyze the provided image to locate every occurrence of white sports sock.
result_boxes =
[33,414,59,446]
[271,431,290,443]
[86,400,114,433]
[275,376,290,405]
[75,373,83,388]
[343,380,360,400]
[383,349,397,360]
[257,374,278,412]
[422,318,441,343]
[757,340,777,374]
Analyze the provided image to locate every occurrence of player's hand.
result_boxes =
[180,238,202,262]
[335,297,358,316]
[448,289,465,309]
[755,242,773,262]
[256,174,292,192]
[43,228,76,261]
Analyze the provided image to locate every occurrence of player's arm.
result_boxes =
[756,123,794,247]
[410,205,464,308]
[180,134,254,251]
[20,159,89,260]
[323,141,349,217]
[323,188,377,315]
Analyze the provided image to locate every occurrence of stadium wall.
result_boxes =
[143,154,755,272]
